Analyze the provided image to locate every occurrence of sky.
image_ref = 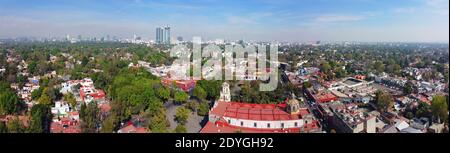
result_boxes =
[0,0,448,42]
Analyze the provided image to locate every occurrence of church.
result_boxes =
[200,82,322,133]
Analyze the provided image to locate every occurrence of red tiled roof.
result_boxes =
[161,78,196,92]
[50,122,81,133]
[210,102,312,121]
[119,124,149,133]
[315,93,338,103]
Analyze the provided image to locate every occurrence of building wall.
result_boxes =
[365,116,377,133]
[330,115,364,133]
[223,117,304,129]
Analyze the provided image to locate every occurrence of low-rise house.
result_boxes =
[51,117,81,133]
[51,101,71,119]
[328,102,385,133]
[410,117,430,132]
[161,77,196,92]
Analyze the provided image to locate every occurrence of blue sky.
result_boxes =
[0,0,448,42]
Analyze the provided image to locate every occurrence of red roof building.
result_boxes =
[50,118,81,133]
[201,101,321,133]
[355,75,366,80]
[79,87,106,104]
[201,82,322,133]
[305,88,339,103]
[161,77,196,92]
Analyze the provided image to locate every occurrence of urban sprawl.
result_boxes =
[0,27,448,133]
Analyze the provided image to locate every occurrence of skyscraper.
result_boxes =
[155,26,170,44]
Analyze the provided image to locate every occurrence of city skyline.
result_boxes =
[0,0,449,42]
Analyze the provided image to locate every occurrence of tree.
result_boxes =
[31,87,43,100]
[149,114,169,133]
[416,102,432,118]
[148,106,169,133]
[335,68,347,78]
[38,94,52,106]
[174,91,189,104]
[375,90,394,112]
[197,80,221,100]
[28,104,52,133]
[403,82,414,95]
[0,90,21,115]
[6,118,25,133]
[81,102,100,133]
[302,81,312,89]
[28,61,37,75]
[43,87,62,102]
[175,107,190,125]
[186,101,198,112]
[64,93,77,108]
[320,61,331,73]
[156,87,170,102]
[174,124,187,133]
[80,102,87,120]
[81,56,89,66]
[197,102,210,116]
[431,95,448,124]
[100,116,116,133]
[405,112,414,119]
[373,61,385,74]
[0,121,7,133]
[192,86,206,100]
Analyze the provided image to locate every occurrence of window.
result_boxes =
[240,121,244,126]
[294,122,298,127]
[228,120,231,124]
[267,123,271,128]
[281,123,285,128]
[254,122,257,128]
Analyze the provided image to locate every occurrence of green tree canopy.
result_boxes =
[174,91,189,104]
[28,104,52,133]
[431,95,448,124]
[197,102,210,116]
[6,118,25,133]
[0,91,22,115]
[375,90,394,113]
[192,86,207,100]
[38,94,52,106]
[156,87,170,102]
[174,124,187,133]
[64,93,77,108]
[175,107,190,125]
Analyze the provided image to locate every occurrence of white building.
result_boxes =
[51,101,71,117]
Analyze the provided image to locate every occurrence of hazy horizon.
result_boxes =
[0,0,449,42]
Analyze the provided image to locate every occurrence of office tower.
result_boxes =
[164,26,170,44]
[155,26,171,44]
[156,27,163,44]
